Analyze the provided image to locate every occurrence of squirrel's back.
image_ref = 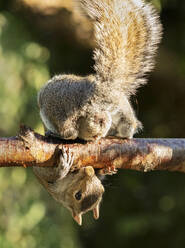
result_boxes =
[78,0,162,96]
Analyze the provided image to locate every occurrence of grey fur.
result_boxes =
[38,0,162,140]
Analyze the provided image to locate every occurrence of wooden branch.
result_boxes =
[1,126,185,173]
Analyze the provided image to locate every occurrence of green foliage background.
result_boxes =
[1,0,185,247]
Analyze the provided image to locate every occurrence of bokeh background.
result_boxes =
[0,0,185,247]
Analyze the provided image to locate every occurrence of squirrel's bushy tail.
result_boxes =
[78,0,162,96]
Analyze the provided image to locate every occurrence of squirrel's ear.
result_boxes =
[84,166,95,177]
[93,203,100,220]
[72,211,82,225]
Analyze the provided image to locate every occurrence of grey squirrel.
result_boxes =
[33,148,104,225]
[34,0,162,224]
[38,0,162,141]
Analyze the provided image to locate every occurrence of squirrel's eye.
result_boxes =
[75,190,82,201]
[47,181,54,184]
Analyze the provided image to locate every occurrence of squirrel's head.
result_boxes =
[78,111,112,141]
[56,166,104,225]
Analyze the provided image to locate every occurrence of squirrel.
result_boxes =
[34,0,162,224]
[33,147,105,225]
[38,0,162,141]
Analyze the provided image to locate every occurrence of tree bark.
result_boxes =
[0,126,185,173]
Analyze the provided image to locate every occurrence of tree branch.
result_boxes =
[0,126,185,173]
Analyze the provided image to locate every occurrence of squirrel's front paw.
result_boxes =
[57,147,74,179]
[62,128,78,140]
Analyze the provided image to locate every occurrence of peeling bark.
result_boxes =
[0,126,185,173]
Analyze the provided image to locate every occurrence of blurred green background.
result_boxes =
[0,0,185,247]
